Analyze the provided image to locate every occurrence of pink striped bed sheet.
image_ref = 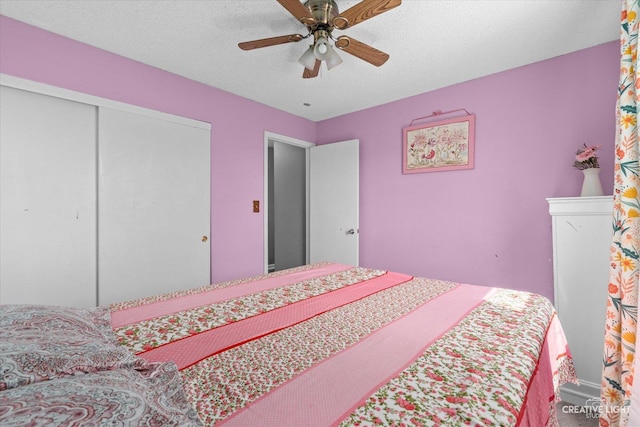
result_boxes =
[110,263,576,426]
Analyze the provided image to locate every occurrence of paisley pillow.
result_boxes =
[0,362,202,426]
[0,304,146,390]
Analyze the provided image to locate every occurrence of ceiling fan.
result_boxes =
[238,0,401,79]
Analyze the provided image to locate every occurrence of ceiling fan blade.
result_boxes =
[335,36,389,67]
[277,0,317,26]
[332,0,401,30]
[303,60,321,78]
[238,34,304,50]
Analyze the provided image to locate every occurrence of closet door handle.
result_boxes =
[346,229,355,235]
[202,235,208,242]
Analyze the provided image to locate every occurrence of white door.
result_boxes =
[0,86,97,307]
[309,139,359,266]
[98,108,211,305]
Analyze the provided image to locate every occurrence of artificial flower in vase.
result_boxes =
[573,143,603,197]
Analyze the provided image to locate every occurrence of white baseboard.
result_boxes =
[560,380,600,407]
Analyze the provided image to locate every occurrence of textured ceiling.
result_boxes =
[0,0,620,122]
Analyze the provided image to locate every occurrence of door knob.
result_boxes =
[202,235,208,242]
[346,229,355,235]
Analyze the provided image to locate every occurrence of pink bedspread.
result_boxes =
[111,263,576,426]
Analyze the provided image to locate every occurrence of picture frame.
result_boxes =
[402,114,475,174]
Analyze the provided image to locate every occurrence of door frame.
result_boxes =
[263,131,314,274]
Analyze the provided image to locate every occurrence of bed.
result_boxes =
[0,262,576,426]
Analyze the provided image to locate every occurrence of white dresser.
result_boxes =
[547,196,612,405]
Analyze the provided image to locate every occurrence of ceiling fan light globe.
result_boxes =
[298,46,317,70]
[313,37,330,60]
[325,47,343,70]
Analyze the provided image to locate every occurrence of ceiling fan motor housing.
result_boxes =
[304,0,339,28]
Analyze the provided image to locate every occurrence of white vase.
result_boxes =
[580,168,604,197]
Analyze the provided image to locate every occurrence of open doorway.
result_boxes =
[264,133,360,273]
[264,132,314,273]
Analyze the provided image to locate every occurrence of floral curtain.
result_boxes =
[601,1,640,425]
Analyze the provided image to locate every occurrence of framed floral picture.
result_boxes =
[402,114,475,174]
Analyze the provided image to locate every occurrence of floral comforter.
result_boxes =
[110,263,576,426]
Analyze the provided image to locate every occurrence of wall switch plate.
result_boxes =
[253,200,260,213]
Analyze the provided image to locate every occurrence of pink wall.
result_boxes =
[317,41,619,299]
[0,15,619,300]
[0,15,316,283]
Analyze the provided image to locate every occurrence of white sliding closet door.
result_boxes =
[0,86,97,307]
[97,108,210,305]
